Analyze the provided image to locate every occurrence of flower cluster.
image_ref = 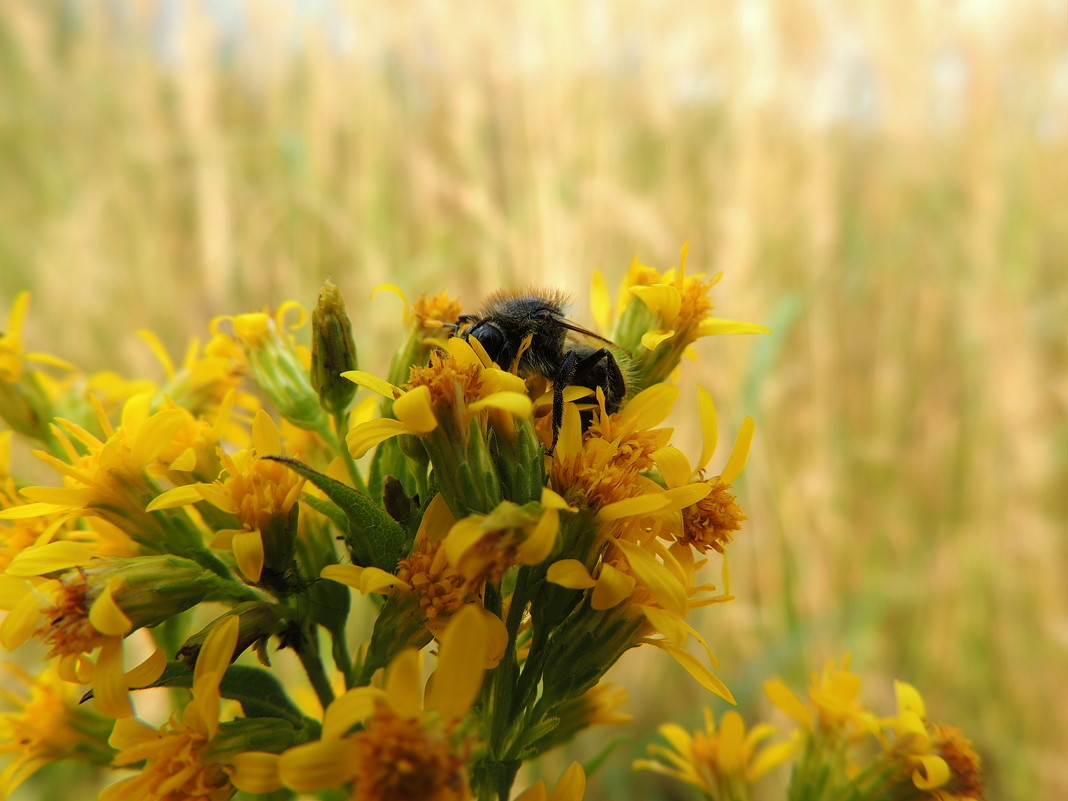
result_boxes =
[637,657,985,801]
[0,254,982,801]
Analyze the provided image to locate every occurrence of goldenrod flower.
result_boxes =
[373,285,462,387]
[99,616,242,801]
[764,656,879,740]
[655,387,754,556]
[634,707,795,798]
[0,663,114,796]
[882,682,985,801]
[0,393,214,552]
[592,247,769,391]
[215,304,329,434]
[148,409,304,585]
[229,605,491,800]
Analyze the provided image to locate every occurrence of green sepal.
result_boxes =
[265,456,404,571]
[212,716,312,758]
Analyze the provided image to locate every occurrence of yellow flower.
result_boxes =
[0,392,210,550]
[444,487,573,588]
[373,285,462,387]
[345,336,532,459]
[99,616,241,801]
[594,247,769,390]
[0,663,114,796]
[148,409,304,584]
[764,656,879,741]
[230,605,492,801]
[634,707,795,796]
[654,387,754,557]
[886,682,985,801]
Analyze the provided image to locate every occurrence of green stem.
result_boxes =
[332,409,367,494]
[296,625,336,711]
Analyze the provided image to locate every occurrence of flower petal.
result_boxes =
[546,560,597,589]
[232,530,265,583]
[631,284,682,320]
[321,564,412,594]
[641,330,676,350]
[719,416,754,485]
[649,641,735,704]
[229,752,284,794]
[322,687,384,739]
[393,385,438,433]
[652,447,692,490]
[467,391,534,417]
[430,604,488,722]
[591,563,635,609]
[340,370,402,399]
[385,649,422,721]
[346,418,413,459]
[695,317,771,337]
[5,541,95,576]
[619,383,678,430]
[278,738,358,791]
[145,485,205,512]
[89,578,133,637]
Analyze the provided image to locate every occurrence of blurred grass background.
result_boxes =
[1,1,1064,799]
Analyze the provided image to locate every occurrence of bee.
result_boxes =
[455,290,628,455]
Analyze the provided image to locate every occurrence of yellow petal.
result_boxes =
[445,517,487,570]
[590,563,635,609]
[640,330,675,350]
[650,641,735,704]
[93,639,133,718]
[763,679,810,729]
[595,492,669,522]
[631,284,682,320]
[540,487,576,511]
[548,763,586,801]
[518,508,558,566]
[0,591,43,650]
[912,755,952,790]
[339,370,402,399]
[322,687,384,739]
[467,391,534,417]
[0,502,71,520]
[109,715,157,750]
[346,418,413,459]
[321,564,412,594]
[697,386,719,471]
[619,383,678,430]
[546,560,597,589]
[393,385,438,433]
[652,447,692,490]
[89,578,133,637]
[195,616,239,692]
[278,739,357,791]
[613,539,687,617]
[660,482,713,511]
[5,541,95,576]
[126,648,167,688]
[695,317,771,337]
[145,484,205,512]
[894,680,926,718]
[445,336,483,368]
[168,447,197,472]
[232,530,265,583]
[418,493,457,544]
[385,648,423,721]
[252,409,282,455]
[430,604,488,722]
[482,368,528,395]
[514,781,547,801]
[229,752,284,794]
[719,416,754,485]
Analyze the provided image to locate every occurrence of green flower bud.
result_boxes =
[311,280,359,415]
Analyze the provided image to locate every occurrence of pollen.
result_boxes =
[225,455,303,533]
[396,538,467,622]
[412,292,462,329]
[350,704,469,801]
[40,573,107,659]
[407,351,482,413]
[931,723,985,800]
[680,481,746,554]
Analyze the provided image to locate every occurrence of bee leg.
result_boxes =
[546,349,581,457]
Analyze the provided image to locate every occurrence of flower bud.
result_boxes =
[311,280,359,415]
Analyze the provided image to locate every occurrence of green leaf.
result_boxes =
[148,661,305,724]
[265,456,404,570]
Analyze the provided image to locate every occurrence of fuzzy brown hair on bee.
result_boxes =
[454,289,628,455]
